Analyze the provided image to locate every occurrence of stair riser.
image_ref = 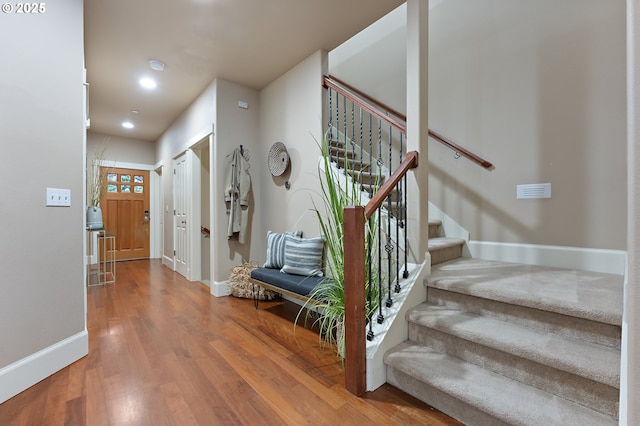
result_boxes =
[427,287,621,349]
[346,169,380,182]
[408,324,620,418]
[430,244,463,265]
[386,366,510,426]
[329,148,355,159]
[428,223,441,239]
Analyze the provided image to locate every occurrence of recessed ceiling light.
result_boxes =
[139,77,157,89]
[122,121,134,129]
[149,59,165,71]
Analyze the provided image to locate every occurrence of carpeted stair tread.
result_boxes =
[407,304,620,388]
[429,258,623,326]
[385,342,617,426]
[426,286,622,349]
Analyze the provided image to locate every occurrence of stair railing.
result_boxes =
[322,74,491,396]
[324,76,418,396]
[343,153,418,396]
[324,75,493,170]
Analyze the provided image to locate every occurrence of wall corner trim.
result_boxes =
[0,330,88,404]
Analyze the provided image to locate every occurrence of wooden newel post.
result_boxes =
[343,205,366,396]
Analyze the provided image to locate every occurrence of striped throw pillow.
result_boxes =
[263,230,303,269]
[281,235,325,277]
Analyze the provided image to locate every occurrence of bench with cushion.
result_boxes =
[250,230,326,308]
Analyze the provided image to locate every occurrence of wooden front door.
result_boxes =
[101,167,150,261]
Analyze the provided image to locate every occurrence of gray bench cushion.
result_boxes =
[250,267,324,297]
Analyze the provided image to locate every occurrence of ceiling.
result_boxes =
[84,0,405,142]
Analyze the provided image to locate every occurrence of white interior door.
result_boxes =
[174,153,188,277]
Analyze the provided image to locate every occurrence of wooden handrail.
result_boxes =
[326,75,406,123]
[364,151,419,219]
[323,75,407,135]
[428,129,493,169]
[323,75,494,170]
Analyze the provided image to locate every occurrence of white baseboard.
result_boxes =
[210,280,230,297]
[468,241,627,276]
[0,330,88,404]
[162,255,174,269]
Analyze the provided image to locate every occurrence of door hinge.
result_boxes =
[174,169,176,175]
[174,209,176,215]
[174,250,176,256]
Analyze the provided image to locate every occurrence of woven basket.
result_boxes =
[228,260,277,300]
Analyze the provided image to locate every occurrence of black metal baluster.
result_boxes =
[377,120,382,194]
[368,114,372,198]
[350,101,355,181]
[359,107,363,198]
[398,132,404,227]
[385,125,394,308]
[328,87,333,151]
[376,207,384,324]
[343,96,347,169]
[376,118,384,324]
[402,133,409,279]
[403,169,409,279]
[395,133,403,292]
[366,216,374,341]
[336,92,340,168]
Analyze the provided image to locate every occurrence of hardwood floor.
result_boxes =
[0,259,460,425]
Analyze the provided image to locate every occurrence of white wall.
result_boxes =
[155,51,328,290]
[329,3,407,114]
[0,0,87,403]
[211,79,260,286]
[256,50,328,258]
[87,132,156,166]
[330,0,627,251]
[156,80,217,264]
[155,78,263,287]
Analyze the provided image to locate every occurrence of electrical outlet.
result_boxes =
[46,188,71,207]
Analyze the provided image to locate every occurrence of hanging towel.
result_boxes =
[224,147,251,243]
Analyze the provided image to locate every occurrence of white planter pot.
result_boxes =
[87,205,103,230]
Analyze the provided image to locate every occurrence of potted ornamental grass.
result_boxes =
[87,139,110,230]
[296,132,384,359]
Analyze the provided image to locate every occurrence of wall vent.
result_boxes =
[517,183,551,199]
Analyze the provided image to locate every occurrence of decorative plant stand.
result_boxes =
[87,229,116,286]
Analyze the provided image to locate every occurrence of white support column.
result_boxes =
[406,0,430,265]
[623,1,640,424]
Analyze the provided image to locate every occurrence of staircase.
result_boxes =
[384,222,623,425]
[322,76,622,423]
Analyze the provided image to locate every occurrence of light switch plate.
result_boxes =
[46,188,71,207]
